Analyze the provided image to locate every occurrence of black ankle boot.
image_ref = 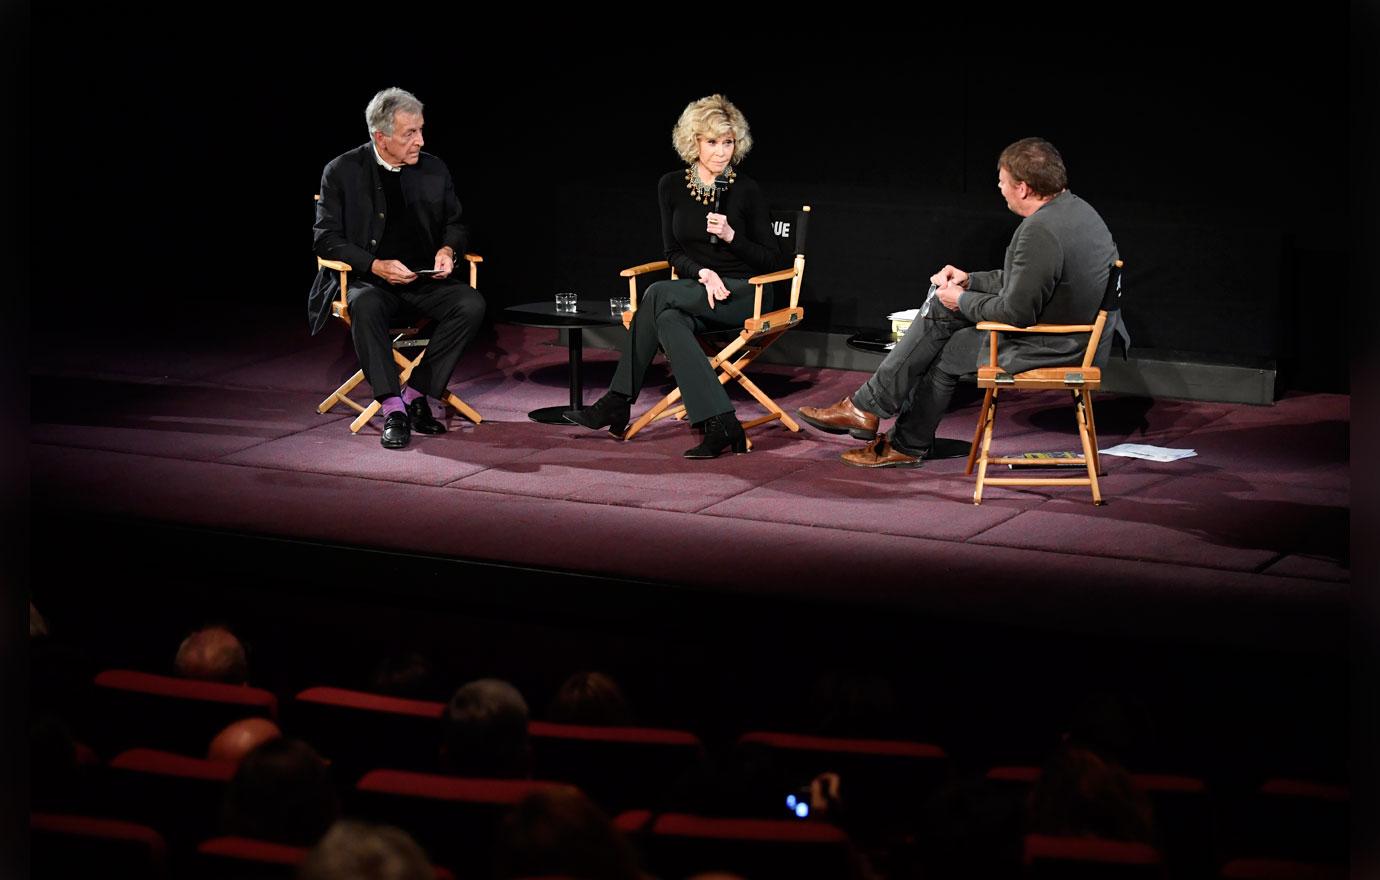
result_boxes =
[683,414,749,459]
[564,392,631,437]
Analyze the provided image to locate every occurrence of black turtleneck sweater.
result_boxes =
[374,168,432,272]
[658,169,781,281]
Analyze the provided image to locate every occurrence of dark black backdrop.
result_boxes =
[33,15,1352,391]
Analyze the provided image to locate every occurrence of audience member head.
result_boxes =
[366,650,439,700]
[174,625,248,683]
[209,717,282,764]
[1025,745,1155,843]
[493,787,643,880]
[442,678,530,778]
[298,820,432,880]
[222,737,338,845]
[547,670,633,726]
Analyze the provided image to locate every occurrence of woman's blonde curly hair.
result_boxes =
[671,94,753,165]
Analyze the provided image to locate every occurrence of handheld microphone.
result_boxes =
[709,174,730,243]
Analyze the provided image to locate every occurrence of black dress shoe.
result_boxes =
[684,414,749,459]
[564,392,631,438]
[381,411,412,449]
[407,397,446,435]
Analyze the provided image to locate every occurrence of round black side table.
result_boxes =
[502,300,624,424]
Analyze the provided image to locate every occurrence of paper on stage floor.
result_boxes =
[1101,443,1198,462]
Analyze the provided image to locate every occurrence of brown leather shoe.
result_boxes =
[841,432,924,469]
[798,397,879,440]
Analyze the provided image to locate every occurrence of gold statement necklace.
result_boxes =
[685,165,736,205]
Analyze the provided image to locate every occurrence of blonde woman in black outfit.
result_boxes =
[565,94,781,458]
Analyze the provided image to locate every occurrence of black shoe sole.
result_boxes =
[564,411,628,438]
[411,422,446,435]
[797,412,878,441]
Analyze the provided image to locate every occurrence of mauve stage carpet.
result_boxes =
[30,302,1349,651]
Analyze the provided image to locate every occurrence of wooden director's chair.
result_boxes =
[315,247,484,433]
[966,260,1125,505]
[618,206,811,444]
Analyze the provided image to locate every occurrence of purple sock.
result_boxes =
[400,386,423,405]
[380,395,406,417]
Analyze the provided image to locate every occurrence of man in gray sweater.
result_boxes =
[799,138,1119,467]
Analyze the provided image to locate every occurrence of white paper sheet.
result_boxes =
[1100,443,1198,462]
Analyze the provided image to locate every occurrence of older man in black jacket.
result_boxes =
[309,87,485,450]
[799,138,1119,468]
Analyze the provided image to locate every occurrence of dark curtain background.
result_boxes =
[32,15,1351,391]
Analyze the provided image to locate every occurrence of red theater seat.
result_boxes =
[351,769,578,876]
[620,812,853,880]
[31,812,168,880]
[737,730,951,822]
[1023,833,1166,878]
[289,686,445,779]
[105,747,236,846]
[92,669,277,755]
[528,720,705,812]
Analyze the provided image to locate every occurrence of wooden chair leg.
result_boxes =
[623,387,683,441]
[1075,390,1102,505]
[728,368,800,432]
[319,370,367,414]
[965,388,994,475]
[350,399,382,433]
[1082,389,1102,476]
[973,390,998,505]
[443,392,483,424]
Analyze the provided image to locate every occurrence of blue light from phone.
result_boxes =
[795,802,810,818]
[785,794,798,809]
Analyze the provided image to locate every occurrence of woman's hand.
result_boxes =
[699,268,731,310]
[706,212,735,243]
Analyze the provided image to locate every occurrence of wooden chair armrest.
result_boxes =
[317,258,351,272]
[619,260,671,278]
[747,267,797,286]
[976,321,1096,334]
[744,306,804,334]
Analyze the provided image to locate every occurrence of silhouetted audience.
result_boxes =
[222,737,339,845]
[209,717,282,764]
[175,624,248,683]
[910,778,1023,879]
[547,670,635,726]
[298,820,433,880]
[366,650,441,700]
[1063,691,1160,771]
[1025,744,1155,843]
[806,669,901,738]
[492,787,644,880]
[441,678,530,778]
[30,715,97,812]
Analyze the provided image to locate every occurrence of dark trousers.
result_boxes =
[853,306,979,454]
[347,277,486,400]
[609,277,762,424]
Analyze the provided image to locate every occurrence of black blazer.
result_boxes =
[307,143,468,334]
